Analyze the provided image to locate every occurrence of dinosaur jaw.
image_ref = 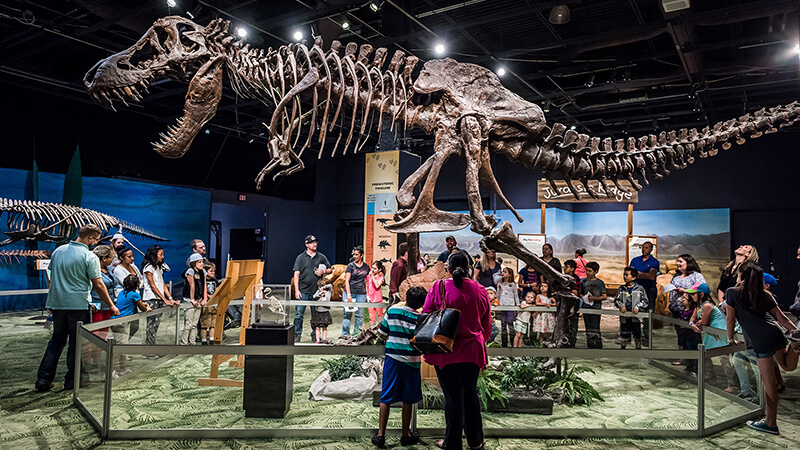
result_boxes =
[84,16,211,111]
[152,56,225,158]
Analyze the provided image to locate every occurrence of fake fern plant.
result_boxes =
[477,368,508,409]
[322,355,367,381]
[545,359,603,406]
[498,357,604,406]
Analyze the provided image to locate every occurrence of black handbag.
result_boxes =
[411,279,461,354]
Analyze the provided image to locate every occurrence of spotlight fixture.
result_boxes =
[549,5,570,24]
[341,16,350,30]
[235,27,247,38]
[542,102,550,113]
[496,67,506,77]
[795,44,800,55]
[570,125,577,131]
[166,0,177,7]
[293,30,303,41]
[585,73,595,87]
[204,129,210,135]
[369,1,380,12]
[434,43,446,56]
[186,11,194,19]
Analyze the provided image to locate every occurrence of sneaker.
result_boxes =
[34,382,54,392]
[400,431,420,446]
[146,355,161,360]
[614,337,631,345]
[746,419,779,435]
[371,435,386,448]
[111,370,120,380]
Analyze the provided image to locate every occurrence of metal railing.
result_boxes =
[68,285,764,441]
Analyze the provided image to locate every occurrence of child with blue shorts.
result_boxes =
[373,286,426,448]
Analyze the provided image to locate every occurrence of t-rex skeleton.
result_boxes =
[84,16,799,346]
[0,198,167,247]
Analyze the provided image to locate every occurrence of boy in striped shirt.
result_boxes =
[373,286,425,448]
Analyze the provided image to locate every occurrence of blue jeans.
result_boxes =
[294,293,316,342]
[733,349,760,397]
[342,294,367,336]
[37,309,90,389]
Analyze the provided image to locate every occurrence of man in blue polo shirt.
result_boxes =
[629,241,659,347]
[36,224,119,392]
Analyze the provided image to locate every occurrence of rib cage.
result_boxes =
[201,18,417,161]
[0,198,167,247]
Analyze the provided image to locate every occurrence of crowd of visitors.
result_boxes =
[34,226,800,442]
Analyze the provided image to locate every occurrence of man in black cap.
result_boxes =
[292,235,331,342]
[436,235,459,263]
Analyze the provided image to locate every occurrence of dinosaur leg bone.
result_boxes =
[395,156,434,209]
[385,127,471,234]
[461,115,498,235]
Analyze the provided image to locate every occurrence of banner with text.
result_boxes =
[537,179,638,203]
[364,151,399,268]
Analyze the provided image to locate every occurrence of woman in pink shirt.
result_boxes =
[422,251,491,450]
[573,248,589,279]
[366,260,386,325]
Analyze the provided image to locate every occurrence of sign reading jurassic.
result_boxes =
[537,180,638,203]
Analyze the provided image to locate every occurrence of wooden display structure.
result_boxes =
[198,259,263,387]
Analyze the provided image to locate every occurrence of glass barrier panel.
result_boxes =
[76,328,108,427]
[107,349,382,432]
[703,350,760,428]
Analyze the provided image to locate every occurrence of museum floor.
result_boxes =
[1,308,798,450]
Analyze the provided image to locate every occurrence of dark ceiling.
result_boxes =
[1,0,799,197]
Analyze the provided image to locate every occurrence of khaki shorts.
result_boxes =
[200,306,218,328]
[110,322,130,345]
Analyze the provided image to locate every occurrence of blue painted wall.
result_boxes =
[0,168,210,311]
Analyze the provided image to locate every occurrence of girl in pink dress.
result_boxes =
[367,260,386,325]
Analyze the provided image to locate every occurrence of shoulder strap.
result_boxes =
[438,279,447,310]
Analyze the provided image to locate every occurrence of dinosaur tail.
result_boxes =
[503,101,800,199]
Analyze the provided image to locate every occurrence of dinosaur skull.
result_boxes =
[84,16,226,158]
[84,16,210,106]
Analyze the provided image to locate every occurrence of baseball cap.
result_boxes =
[662,283,677,293]
[763,273,777,287]
[685,283,711,294]
[188,253,203,264]
[304,235,317,244]
[112,233,125,240]
[445,235,456,242]
[485,286,497,293]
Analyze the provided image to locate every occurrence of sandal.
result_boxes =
[436,439,446,449]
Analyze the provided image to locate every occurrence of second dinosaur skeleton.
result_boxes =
[0,198,167,248]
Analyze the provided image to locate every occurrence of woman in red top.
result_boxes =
[573,248,589,279]
[422,251,491,450]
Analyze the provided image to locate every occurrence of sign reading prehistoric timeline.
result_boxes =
[537,180,639,203]
[364,151,399,271]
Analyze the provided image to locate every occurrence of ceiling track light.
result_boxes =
[496,67,506,77]
[549,5,570,25]
[340,15,350,30]
[434,42,446,56]
[368,1,381,12]
[293,30,303,41]
[166,0,177,7]
[235,27,247,38]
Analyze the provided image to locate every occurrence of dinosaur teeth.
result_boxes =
[123,86,134,97]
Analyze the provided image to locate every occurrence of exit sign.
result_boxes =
[238,194,247,202]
